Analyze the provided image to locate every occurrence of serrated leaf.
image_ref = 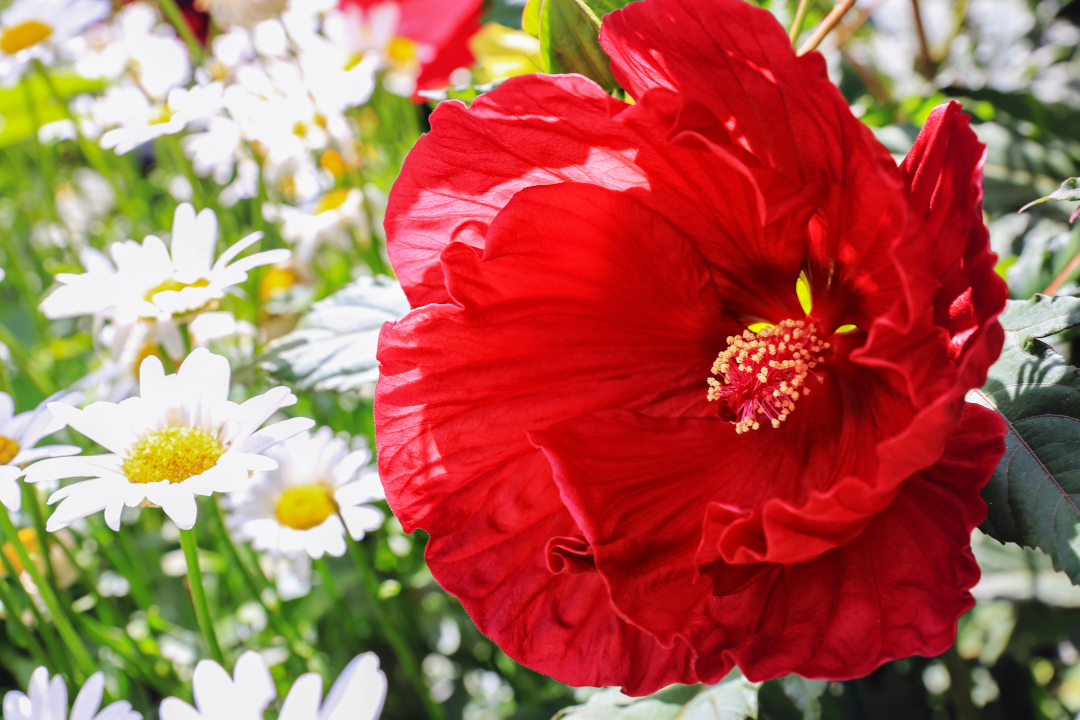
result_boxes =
[975,294,1080,584]
[778,676,826,720]
[554,675,758,720]
[260,276,409,393]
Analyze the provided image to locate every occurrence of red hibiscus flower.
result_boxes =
[375,0,1008,694]
[338,0,483,96]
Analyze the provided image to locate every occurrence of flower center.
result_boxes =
[313,188,350,215]
[123,426,224,484]
[386,36,419,69]
[0,435,20,465]
[0,20,53,55]
[275,484,335,530]
[144,277,211,302]
[707,318,828,433]
[259,266,299,303]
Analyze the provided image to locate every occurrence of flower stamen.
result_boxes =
[123,426,224,484]
[275,484,335,530]
[707,318,828,433]
[0,435,19,465]
[0,20,53,55]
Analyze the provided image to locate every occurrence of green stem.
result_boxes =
[98,524,154,610]
[178,528,224,664]
[76,613,175,696]
[155,0,204,64]
[789,0,810,43]
[0,505,95,681]
[0,321,54,397]
[0,534,71,678]
[0,576,50,667]
[206,499,317,668]
[32,60,138,220]
[21,486,57,588]
[342,528,443,720]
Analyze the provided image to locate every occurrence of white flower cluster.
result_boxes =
[3,652,386,720]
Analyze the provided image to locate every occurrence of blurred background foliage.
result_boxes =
[0,0,1078,718]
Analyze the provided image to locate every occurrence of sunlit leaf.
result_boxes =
[260,276,409,393]
[975,294,1080,585]
[554,675,759,720]
[778,676,827,720]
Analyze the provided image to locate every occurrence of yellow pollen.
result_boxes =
[320,149,346,178]
[132,341,166,381]
[259,266,300,303]
[0,435,20,465]
[387,36,419,68]
[0,20,53,55]
[0,528,42,577]
[313,188,351,215]
[123,426,224,485]
[144,276,211,302]
[707,318,828,433]
[275,484,335,530]
[148,104,176,126]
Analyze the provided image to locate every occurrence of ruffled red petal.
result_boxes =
[534,403,1003,688]
[376,183,731,689]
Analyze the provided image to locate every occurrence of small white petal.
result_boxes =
[279,673,322,720]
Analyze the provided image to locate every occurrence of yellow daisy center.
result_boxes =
[259,266,299,303]
[123,426,224,485]
[275,484,335,530]
[0,435,20,465]
[144,277,211,302]
[319,150,346,179]
[0,20,53,55]
[313,188,351,215]
[386,36,419,69]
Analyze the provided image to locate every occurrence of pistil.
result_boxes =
[707,319,828,433]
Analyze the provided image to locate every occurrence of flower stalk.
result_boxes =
[342,524,443,720]
[178,527,225,665]
[0,504,96,681]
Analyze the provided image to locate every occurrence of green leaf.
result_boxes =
[539,0,619,90]
[778,676,827,720]
[975,294,1080,584]
[554,675,759,720]
[523,0,542,37]
[260,276,409,393]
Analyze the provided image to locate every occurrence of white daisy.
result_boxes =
[228,426,385,561]
[273,187,364,264]
[76,312,255,403]
[40,203,291,324]
[159,650,386,720]
[100,83,225,155]
[0,392,81,512]
[24,348,314,532]
[2,667,141,720]
[0,0,109,84]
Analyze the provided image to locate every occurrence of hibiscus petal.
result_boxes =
[603,0,907,330]
[899,100,1008,373]
[386,74,634,306]
[378,182,729,533]
[698,402,1005,681]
